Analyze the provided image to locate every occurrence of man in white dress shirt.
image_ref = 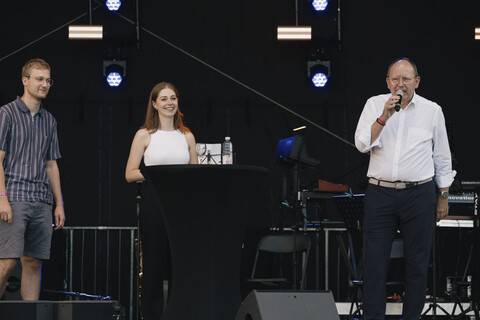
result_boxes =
[354,57,456,320]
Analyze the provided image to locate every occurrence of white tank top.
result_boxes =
[143,130,190,166]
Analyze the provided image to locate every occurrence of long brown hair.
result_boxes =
[141,82,191,133]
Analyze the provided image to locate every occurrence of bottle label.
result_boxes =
[222,139,233,164]
[222,154,233,165]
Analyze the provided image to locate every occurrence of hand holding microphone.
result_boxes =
[379,90,405,126]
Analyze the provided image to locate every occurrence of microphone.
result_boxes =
[136,181,143,202]
[395,90,403,112]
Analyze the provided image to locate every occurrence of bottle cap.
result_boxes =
[225,137,230,140]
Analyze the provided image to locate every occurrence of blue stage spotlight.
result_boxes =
[103,60,126,87]
[311,72,328,87]
[106,0,122,11]
[307,48,331,88]
[312,0,328,11]
[106,72,122,87]
[307,60,330,88]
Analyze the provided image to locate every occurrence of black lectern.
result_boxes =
[143,165,269,320]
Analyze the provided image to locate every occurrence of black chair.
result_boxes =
[246,232,311,290]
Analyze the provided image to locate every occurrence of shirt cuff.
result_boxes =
[356,133,382,153]
[434,170,457,189]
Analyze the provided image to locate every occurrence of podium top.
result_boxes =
[143,164,269,176]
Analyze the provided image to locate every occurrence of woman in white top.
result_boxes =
[125,82,197,320]
[126,82,197,182]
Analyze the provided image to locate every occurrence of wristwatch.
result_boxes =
[438,191,449,199]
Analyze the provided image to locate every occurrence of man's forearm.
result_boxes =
[0,152,7,194]
[46,160,63,207]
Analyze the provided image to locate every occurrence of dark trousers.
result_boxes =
[139,180,171,320]
[362,181,436,320]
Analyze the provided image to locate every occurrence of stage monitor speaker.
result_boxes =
[0,301,55,320]
[56,301,115,320]
[235,290,340,320]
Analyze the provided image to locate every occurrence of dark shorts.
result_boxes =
[0,202,53,260]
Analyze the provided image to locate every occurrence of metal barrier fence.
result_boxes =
[63,226,137,320]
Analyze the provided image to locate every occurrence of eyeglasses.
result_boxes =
[26,76,54,87]
[388,76,417,85]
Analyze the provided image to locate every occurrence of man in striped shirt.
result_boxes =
[0,58,65,300]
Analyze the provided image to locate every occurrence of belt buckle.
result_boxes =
[394,182,404,189]
[404,182,416,189]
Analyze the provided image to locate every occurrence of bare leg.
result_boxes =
[20,256,42,300]
[0,258,18,298]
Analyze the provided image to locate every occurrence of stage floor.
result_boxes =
[335,301,474,316]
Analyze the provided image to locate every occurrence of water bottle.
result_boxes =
[222,137,233,164]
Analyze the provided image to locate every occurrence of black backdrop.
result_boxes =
[1,0,479,227]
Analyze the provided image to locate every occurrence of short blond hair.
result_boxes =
[22,58,50,77]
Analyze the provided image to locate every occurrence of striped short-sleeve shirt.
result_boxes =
[0,97,61,204]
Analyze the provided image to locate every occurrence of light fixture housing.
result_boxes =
[68,25,103,39]
[277,26,312,40]
[307,48,331,88]
[103,60,126,87]
[475,27,480,40]
[307,60,330,88]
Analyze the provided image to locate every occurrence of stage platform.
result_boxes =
[0,300,475,319]
[335,301,474,317]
